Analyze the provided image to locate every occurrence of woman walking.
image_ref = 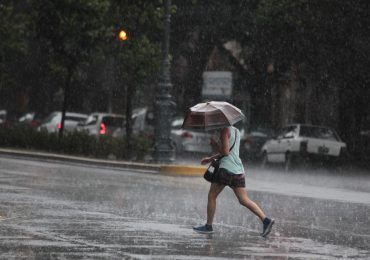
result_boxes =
[193,125,274,237]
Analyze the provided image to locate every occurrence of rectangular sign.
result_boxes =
[202,71,232,99]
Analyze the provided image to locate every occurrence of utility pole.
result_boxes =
[152,0,176,163]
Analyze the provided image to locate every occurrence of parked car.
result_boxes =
[261,124,347,170]
[0,110,7,127]
[0,110,14,128]
[78,113,125,138]
[18,112,43,128]
[38,112,88,133]
[241,127,274,160]
[132,107,155,139]
[171,117,213,154]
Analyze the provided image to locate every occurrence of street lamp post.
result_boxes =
[152,0,176,163]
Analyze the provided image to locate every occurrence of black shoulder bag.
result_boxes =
[204,129,237,182]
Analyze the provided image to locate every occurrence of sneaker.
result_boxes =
[193,224,214,234]
[261,218,275,237]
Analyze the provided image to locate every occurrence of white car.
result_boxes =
[0,110,6,125]
[78,113,125,138]
[132,107,155,138]
[171,117,212,154]
[38,112,88,133]
[261,124,347,170]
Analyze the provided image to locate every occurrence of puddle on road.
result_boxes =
[84,218,370,259]
[1,157,370,259]
[5,210,368,259]
[0,193,369,259]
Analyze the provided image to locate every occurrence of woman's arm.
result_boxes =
[200,153,221,165]
[200,127,230,165]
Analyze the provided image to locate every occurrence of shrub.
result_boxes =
[0,125,152,161]
[132,134,153,160]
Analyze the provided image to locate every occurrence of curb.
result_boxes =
[160,165,206,176]
[0,148,205,176]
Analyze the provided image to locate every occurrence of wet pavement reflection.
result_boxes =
[0,156,369,259]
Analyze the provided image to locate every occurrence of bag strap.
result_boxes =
[229,128,237,152]
[217,128,238,160]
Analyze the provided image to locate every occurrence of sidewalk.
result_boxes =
[0,148,206,176]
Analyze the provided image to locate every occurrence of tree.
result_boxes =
[104,0,163,155]
[0,1,28,114]
[170,0,259,112]
[30,0,110,137]
[251,0,370,148]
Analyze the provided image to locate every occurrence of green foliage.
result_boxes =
[253,0,370,74]
[170,0,260,110]
[0,1,29,111]
[251,0,370,141]
[93,135,125,159]
[107,0,162,86]
[0,126,152,161]
[119,35,161,83]
[0,125,58,151]
[31,0,110,67]
[59,130,97,155]
[132,134,153,160]
[2,0,370,151]
[0,1,27,56]
[1,0,164,118]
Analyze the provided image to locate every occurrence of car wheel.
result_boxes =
[261,151,268,169]
[284,152,293,171]
[337,147,349,170]
[171,141,178,152]
[172,141,182,155]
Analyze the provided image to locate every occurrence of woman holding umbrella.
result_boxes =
[183,101,274,237]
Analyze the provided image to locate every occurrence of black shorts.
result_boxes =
[212,168,245,188]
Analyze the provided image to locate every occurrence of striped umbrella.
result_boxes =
[182,101,245,130]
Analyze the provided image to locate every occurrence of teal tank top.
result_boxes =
[219,126,245,174]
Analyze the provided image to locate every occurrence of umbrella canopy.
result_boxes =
[182,101,245,130]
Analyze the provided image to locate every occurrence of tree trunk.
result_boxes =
[59,67,73,139]
[125,83,135,158]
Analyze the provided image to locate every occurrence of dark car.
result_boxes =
[241,127,274,160]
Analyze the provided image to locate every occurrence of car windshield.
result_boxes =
[42,112,58,123]
[66,115,87,123]
[249,127,274,137]
[277,125,298,138]
[102,116,124,127]
[84,115,98,125]
[299,126,339,141]
[171,118,184,129]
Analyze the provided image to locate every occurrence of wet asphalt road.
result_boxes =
[0,156,370,259]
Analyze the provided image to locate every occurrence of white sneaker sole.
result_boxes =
[193,228,214,234]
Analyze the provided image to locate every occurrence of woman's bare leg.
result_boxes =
[207,183,226,225]
[233,187,266,221]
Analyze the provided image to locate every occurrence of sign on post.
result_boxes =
[202,71,232,101]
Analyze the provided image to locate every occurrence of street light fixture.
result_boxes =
[152,0,176,163]
[118,30,128,41]
[107,29,128,114]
